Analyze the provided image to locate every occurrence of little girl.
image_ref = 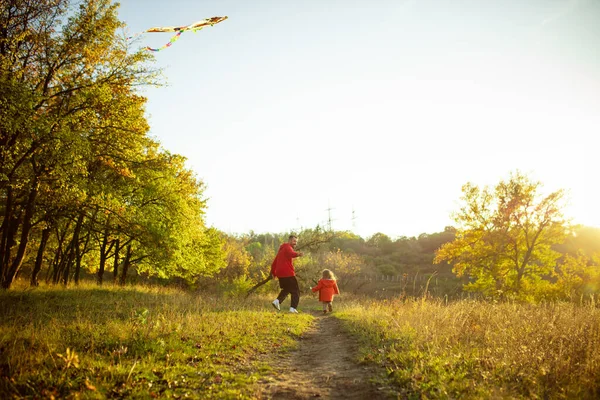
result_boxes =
[311,269,340,314]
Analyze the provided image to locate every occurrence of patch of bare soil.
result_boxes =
[257,310,396,399]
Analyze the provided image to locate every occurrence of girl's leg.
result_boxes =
[322,302,328,313]
[327,302,333,312]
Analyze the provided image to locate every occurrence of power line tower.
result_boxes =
[351,208,357,232]
[326,204,335,232]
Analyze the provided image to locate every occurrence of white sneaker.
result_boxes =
[272,299,280,311]
[289,307,299,313]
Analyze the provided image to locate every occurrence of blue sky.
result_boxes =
[116,0,600,238]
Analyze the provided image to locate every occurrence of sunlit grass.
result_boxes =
[7,281,599,398]
[0,282,313,399]
[336,296,600,399]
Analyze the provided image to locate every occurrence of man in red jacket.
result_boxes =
[270,235,304,313]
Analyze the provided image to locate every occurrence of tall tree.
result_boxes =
[434,172,568,300]
[113,149,224,284]
[218,233,252,281]
[0,0,156,288]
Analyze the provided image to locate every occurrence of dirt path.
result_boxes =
[258,311,396,399]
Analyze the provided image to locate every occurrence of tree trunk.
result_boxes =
[59,241,72,286]
[97,225,115,285]
[0,187,11,282]
[113,236,120,283]
[30,224,51,286]
[3,180,37,289]
[62,213,84,286]
[119,244,132,286]
[97,232,108,285]
[74,229,91,285]
[73,242,82,285]
[48,220,71,284]
[51,246,65,284]
[48,242,62,284]
[0,186,18,286]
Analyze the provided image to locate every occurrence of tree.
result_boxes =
[553,252,600,301]
[1,0,225,289]
[319,249,366,276]
[0,0,156,288]
[434,172,569,300]
[112,150,224,284]
[218,234,252,281]
[366,233,393,251]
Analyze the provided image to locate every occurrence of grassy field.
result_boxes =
[0,283,312,399]
[3,282,600,399]
[336,297,600,399]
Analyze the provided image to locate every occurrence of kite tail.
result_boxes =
[146,30,184,52]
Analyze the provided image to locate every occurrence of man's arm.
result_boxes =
[284,244,302,258]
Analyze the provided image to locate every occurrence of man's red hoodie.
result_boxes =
[270,243,299,278]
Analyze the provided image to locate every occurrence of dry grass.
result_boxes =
[337,296,600,399]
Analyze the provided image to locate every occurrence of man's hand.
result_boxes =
[297,251,304,257]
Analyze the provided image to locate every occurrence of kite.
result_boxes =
[128,16,228,52]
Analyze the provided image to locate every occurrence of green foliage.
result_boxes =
[222,218,597,301]
[0,0,224,288]
[119,150,225,282]
[553,252,600,301]
[236,226,462,298]
[218,275,258,298]
[218,233,253,281]
[366,232,393,251]
[435,171,569,300]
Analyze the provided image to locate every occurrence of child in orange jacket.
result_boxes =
[311,269,340,314]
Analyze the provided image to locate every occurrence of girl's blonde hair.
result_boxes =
[322,269,336,280]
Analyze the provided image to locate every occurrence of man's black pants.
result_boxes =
[276,276,300,309]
